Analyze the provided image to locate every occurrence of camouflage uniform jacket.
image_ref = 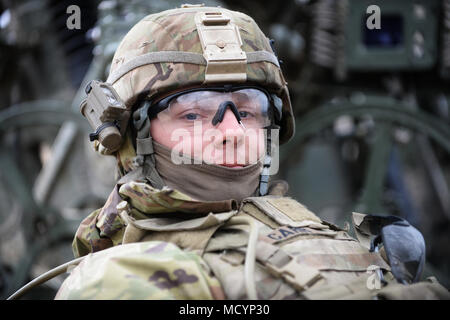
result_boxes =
[55,177,450,300]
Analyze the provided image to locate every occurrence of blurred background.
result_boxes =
[0,0,449,299]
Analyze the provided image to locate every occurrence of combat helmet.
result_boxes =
[80,4,295,195]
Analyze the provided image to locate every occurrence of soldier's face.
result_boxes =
[150,108,266,167]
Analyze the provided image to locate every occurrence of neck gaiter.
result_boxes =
[153,141,263,203]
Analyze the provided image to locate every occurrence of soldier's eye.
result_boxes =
[239,111,250,118]
[184,113,199,120]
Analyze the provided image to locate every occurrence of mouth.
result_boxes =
[218,163,245,168]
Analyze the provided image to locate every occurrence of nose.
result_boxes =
[215,109,245,144]
[216,109,243,131]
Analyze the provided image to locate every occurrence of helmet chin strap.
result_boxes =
[132,101,165,189]
[258,125,275,196]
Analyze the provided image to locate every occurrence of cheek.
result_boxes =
[151,119,201,158]
[247,130,265,151]
[255,130,266,158]
[242,130,266,163]
[150,119,178,149]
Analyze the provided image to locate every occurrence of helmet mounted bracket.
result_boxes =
[195,10,247,84]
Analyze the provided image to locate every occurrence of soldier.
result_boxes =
[55,5,449,300]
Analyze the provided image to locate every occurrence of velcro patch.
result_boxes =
[240,202,280,229]
[266,198,321,224]
[242,197,322,228]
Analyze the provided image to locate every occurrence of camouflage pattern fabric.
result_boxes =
[66,185,450,300]
[72,181,236,258]
[56,241,224,300]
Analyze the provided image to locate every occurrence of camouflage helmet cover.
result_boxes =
[107,5,295,144]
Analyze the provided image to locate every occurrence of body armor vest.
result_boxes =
[59,180,450,300]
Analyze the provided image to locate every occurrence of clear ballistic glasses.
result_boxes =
[148,86,274,131]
